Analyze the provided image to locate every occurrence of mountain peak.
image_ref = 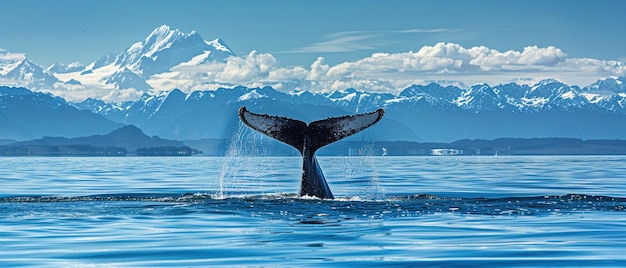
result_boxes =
[4,58,59,85]
[16,58,35,68]
[142,25,189,57]
[107,25,234,78]
[108,124,146,139]
[207,38,232,52]
[0,26,236,96]
[149,24,173,37]
[47,61,85,74]
[535,78,564,86]
[105,67,151,90]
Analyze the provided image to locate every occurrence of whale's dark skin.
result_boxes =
[238,106,384,199]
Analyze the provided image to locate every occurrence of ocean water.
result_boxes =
[1,155,625,267]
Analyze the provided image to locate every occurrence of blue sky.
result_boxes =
[2,0,625,67]
[1,0,626,101]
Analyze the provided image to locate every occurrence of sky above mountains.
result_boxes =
[1,0,626,99]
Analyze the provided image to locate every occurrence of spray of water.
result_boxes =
[360,142,386,201]
[338,142,386,201]
[216,122,276,199]
[217,121,384,200]
[216,122,247,198]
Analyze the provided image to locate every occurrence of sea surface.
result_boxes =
[1,155,625,267]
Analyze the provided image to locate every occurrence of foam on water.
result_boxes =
[2,193,623,221]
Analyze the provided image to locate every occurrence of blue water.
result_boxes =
[1,156,625,266]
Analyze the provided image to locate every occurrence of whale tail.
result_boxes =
[238,106,384,199]
[238,107,384,154]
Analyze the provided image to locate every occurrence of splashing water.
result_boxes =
[330,142,385,200]
[217,122,279,198]
[360,142,386,200]
[218,121,386,199]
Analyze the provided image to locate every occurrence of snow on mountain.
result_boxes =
[584,77,626,94]
[581,77,626,111]
[4,77,626,142]
[0,50,25,75]
[524,79,589,110]
[110,25,234,78]
[238,89,267,101]
[324,88,394,113]
[2,24,626,142]
[89,53,117,71]
[2,24,623,108]
[46,62,85,74]
[68,79,626,143]
[2,59,59,88]
[105,67,152,90]
[47,25,236,101]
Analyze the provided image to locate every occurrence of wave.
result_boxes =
[1,193,624,222]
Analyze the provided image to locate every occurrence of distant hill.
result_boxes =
[0,86,122,140]
[0,139,16,146]
[0,125,201,156]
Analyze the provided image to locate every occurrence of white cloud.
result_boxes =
[0,48,26,62]
[287,31,380,53]
[303,43,620,91]
[395,28,455,34]
[0,49,27,75]
[146,42,626,98]
[307,57,330,80]
[7,43,624,102]
[42,82,145,103]
[285,28,458,54]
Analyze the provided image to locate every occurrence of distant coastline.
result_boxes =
[187,137,626,156]
[1,125,625,157]
[0,125,202,157]
[338,138,626,156]
[0,144,200,157]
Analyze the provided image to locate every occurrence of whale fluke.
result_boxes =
[238,107,384,199]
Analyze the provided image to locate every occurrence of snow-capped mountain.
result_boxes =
[111,25,234,78]
[46,62,85,74]
[69,78,626,142]
[106,67,152,90]
[57,25,236,99]
[2,77,626,142]
[2,59,59,88]
[0,25,235,100]
[1,24,626,142]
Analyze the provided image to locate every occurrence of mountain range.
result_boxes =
[0,25,235,100]
[72,78,626,142]
[2,74,626,143]
[1,25,626,143]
